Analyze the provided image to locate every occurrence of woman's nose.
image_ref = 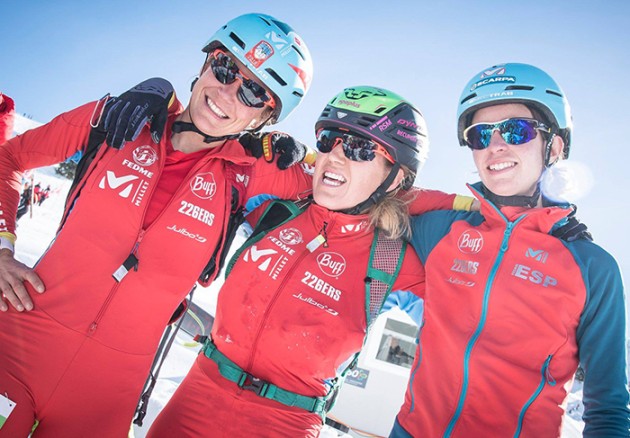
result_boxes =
[487,129,508,150]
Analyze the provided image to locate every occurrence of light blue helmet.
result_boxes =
[456,63,572,158]
[202,13,313,124]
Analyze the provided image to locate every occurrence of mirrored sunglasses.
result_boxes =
[463,117,551,150]
[208,49,276,109]
[316,129,395,164]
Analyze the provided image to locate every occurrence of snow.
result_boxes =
[13,165,585,438]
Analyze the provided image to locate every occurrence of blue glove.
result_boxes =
[239,131,316,170]
[102,77,174,149]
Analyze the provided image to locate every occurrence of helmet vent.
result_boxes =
[293,91,304,98]
[461,93,477,104]
[265,68,287,86]
[271,19,293,35]
[546,89,563,97]
[374,106,387,114]
[291,45,306,61]
[356,116,376,127]
[505,85,534,91]
[228,32,246,50]
[259,17,272,27]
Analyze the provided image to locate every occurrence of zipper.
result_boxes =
[244,217,335,373]
[406,327,424,412]
[89,230,146,333]
[513,355,556,437]
[443,218,521,437]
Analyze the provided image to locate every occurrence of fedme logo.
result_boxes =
[317,252,346,277]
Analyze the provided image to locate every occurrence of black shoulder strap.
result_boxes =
[59,128,107,230]
[68,128,107,200]
[551,206,593,242]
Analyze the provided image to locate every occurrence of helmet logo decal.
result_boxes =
[265,31,289,50]
[397,118,419,130]
[336,111,348,119]
[480,67,506,78]
[343,88,386,100]
[470,76,515,91]
[370,116,392,132]
[289,63,311,90]
[246,41,274,68]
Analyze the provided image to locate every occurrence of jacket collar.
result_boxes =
[468,182,574,234]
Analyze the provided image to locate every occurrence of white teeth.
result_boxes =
[323,171,346,186]
[206,97,228,118]
[489,162,515,171]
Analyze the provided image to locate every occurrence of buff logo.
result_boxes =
[190,173,217,200]
[132,145,158,167]
[470,76,516,91]
[317,252,346,277]
[457,230,484,254]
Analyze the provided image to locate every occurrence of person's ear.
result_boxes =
[386,167,405,192]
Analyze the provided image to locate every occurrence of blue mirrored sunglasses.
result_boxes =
[463,118,551,150]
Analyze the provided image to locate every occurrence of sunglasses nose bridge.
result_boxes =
[484,127,509,149]
[328,138,347,160]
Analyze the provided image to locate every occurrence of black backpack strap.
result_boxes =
[59,127,107,229]
[552,206,593,242]
[133,285,196,426]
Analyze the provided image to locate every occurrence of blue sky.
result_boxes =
[3,0,630,285]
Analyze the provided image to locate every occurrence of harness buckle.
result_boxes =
[238,373,269,397]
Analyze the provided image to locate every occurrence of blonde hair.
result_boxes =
[366,165,413,240]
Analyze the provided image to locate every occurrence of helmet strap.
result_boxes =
[543,133,557,167]
[171,121,239,144]
[341,163,401,215]
[482,183,541,208]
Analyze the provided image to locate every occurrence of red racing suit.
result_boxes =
[0,100,313,437]
[147,202,433,438]
[394,182,630,437]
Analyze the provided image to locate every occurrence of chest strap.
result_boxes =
[197,336,333,416]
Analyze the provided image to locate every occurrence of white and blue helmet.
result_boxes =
[456,63,572,158]
[203,13,313,123]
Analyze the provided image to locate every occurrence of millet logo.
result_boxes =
[99,171,139,198]
[244,245,278,271]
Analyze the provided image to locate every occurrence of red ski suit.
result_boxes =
[147,199,449,438]
[0,101,312,437]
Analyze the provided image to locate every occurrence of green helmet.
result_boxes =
[315,86,428,189]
